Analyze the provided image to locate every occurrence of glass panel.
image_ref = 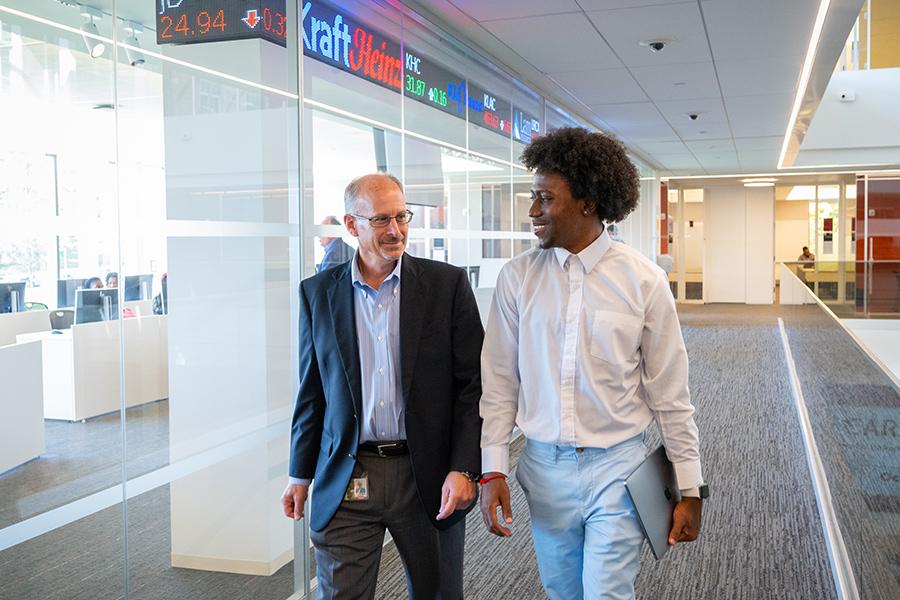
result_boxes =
[780,299,900,598]
[0,1,125,596]
[683,189,704,300]
[666,187,679,299]
[118,0,301,596]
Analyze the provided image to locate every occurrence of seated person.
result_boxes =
[105,272,118,288]
[84,277,103,290]
[798,246,815,269]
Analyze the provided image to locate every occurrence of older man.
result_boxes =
[282,173,483,599]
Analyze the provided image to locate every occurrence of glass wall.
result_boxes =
[0,1,657,599]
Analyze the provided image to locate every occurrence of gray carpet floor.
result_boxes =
[781,304,900,600]
[373,304,839,599]
[3,303,886,599]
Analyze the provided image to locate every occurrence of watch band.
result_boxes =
[458,470,480,482]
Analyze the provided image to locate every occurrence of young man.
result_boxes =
[282,173,483,599]
[480,128,705,600]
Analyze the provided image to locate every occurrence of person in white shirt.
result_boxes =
[479,127,704,600]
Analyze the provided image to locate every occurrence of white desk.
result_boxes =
[0,309,51,347]
[0,341,45,472]
[17,315,169,421]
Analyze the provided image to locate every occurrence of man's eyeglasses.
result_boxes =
[351,210,415,228]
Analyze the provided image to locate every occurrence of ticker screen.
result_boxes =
[157,0,287,47]
[302,0,542,142]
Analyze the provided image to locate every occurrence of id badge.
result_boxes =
[344,472,369,502]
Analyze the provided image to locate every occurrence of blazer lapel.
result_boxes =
[327,264,363,417]
[400,255,426,403]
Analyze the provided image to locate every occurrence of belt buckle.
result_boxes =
[376,442,398,457]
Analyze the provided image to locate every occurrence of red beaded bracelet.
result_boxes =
[478,474,507,485]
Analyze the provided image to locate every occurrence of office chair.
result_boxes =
[25,301,49,311]
[49,309,75,330]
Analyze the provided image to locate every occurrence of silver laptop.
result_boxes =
[624,445,678,560]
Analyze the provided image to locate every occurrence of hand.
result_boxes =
[436,471,476,520]
[668,497,702,545]
[479,472,513,537]
[281,483,309,521]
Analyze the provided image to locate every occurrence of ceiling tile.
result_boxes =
[630,62,720,101]
[675,122,733,141]
[726,93,794,138]
[482,14,622,73]
[449,0,582,22]
[552,69,648,104]
[684,138,737,153]
[654,96,727,125]
[703,0,821,62]
[693,151,740,168]
[578,0,699,9]
[716,58,802,97]
[653,153,704,170]
[738,150,780,170]
[634,140,692,154]
[585,2,712,68]
[733,136,784,151]
[590,102,681,142]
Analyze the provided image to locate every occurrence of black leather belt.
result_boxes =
[359,441,408,457]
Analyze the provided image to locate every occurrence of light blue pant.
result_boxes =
[516,435,647,600]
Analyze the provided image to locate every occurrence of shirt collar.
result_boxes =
[553,227,611,273]
[350,251,403,289]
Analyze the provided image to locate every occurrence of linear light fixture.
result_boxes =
[777,0,832,170]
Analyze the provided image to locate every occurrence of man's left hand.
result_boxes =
[668,497,702,546]
[436,471,476,520]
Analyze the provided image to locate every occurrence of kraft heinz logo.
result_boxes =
[302,1,402,90]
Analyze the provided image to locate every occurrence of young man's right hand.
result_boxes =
[479,473,513,537]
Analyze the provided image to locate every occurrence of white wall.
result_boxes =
[704,185,775,304]
[797,67,900,166]
[705,186,747,302]
[746,187,775,304]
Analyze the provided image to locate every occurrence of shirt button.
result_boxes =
[381,431,386,436]
[378,303,383,309]
[378,335,383,341]
[379,401,384,407]
[379,367,384,373]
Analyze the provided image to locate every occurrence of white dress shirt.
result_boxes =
[480,229,703,490]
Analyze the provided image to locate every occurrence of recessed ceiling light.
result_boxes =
[673,82,686,86]
[744,182,775,187]
[740,177,777,183]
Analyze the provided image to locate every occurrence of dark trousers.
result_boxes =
[310,452,465,599]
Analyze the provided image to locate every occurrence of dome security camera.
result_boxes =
[687,113,700,121]
[639,39,669,53]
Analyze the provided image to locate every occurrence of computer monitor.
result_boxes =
[0,281,26,313]
[57,278,86,308]
[123,274,153,301]
[75,288,119,324]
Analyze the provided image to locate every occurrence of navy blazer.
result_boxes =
[289,254,484,532]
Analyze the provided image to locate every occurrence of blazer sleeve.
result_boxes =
[289,280,326,480]
[449,268,484,474]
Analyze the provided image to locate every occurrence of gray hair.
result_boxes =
[343,173,404,214]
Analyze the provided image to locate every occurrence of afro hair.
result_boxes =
[520,127,640,223]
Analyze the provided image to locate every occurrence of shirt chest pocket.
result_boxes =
[589,310,643,365]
